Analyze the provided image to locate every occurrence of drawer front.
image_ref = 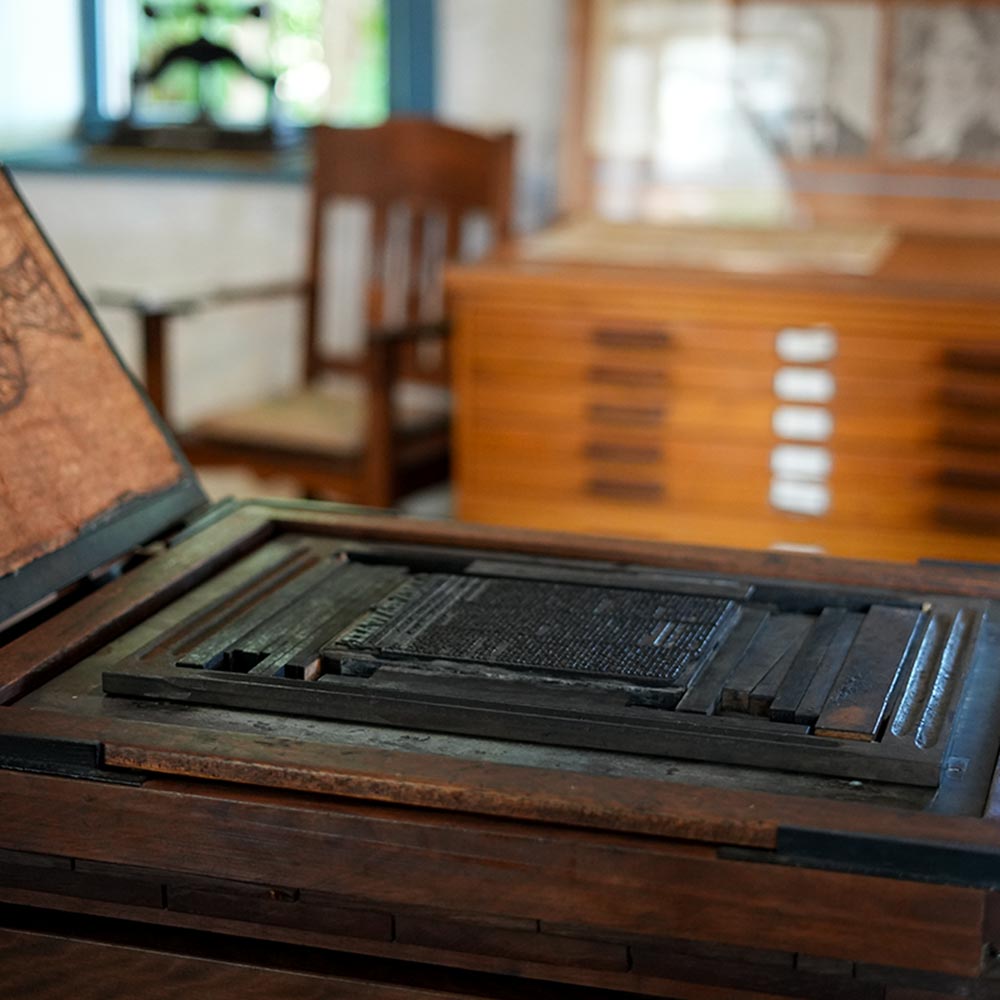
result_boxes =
[466,310,1000,449]
[465,379,975,451]
[463,450,1000,533]
[454,299,1000,560]
[460,488,1000,563]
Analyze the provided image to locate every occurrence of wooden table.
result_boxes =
[4,503,1000,999]
[448,220,1000,563]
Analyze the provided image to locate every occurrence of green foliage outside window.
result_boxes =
[130,1,387,128]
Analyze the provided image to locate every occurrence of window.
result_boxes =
[81,0,434,145]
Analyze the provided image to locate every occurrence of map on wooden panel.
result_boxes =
[0,170,183,579]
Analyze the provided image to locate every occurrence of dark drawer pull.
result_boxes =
[586,478,665,503]
[939,384,1000,412]
[587,365,668,388]
[943,347,1000,373]
[592,327,671,350]
[585,442,664,464]
[934,503,1000,533]
[588,403,666,426]
[936,466,1000,491]
[938,426,1000,452]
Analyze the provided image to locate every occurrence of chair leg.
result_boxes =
[362,338,397,508]
[141,309,169,419]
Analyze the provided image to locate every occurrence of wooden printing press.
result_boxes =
[2,167,1000,1000]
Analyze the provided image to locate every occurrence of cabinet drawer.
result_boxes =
[463,424,1000,530]
[466,383,938,449]
[468,309,774,365]
[459,490,1000,563]
[473,333,1000,412]
[467,426,1000,489]
[452,273,1000,562]
[467,307,1000,395]
[466,463,1000,532]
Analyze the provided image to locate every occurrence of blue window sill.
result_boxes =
[1,140,309,184]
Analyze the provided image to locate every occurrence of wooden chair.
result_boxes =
[117,119,514,506]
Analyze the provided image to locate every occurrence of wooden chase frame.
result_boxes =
[3,502,1000,998]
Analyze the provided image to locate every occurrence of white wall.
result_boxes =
[0,1,83,151]
[14,172,308,428]
[438,0,569,231]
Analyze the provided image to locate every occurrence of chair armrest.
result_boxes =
[94,279,311,320]
[93,279,310,422]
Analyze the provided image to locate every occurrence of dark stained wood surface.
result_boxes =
[0,769,988,978]
[0,507,272,705]
[3,505,1000,997]
[4,506,1000,847]
[1,701,999,859]
[262,506,1000,599]
[771,610,863,726]
[676,608,767,714]
[0,927,497,1000]
[720,613,812,714]
[0,881,995,1000]
[816,607,925,740]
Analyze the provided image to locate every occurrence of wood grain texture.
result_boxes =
[260,506,1000,600]
[0,508,272,705]
[0,884,994,1000]
[770,609,862,725]
[3,506,1000,998]
[0,696,953,847]
[448,234,1000,563]
[0,928,486,1000]
[0,769,989,977]
[815,607,924,740]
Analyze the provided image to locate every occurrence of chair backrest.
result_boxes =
[304,118,515,379]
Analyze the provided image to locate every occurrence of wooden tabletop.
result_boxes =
[449,219,1000,304]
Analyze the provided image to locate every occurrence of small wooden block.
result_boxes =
[676,608,769,715]
[747,618,814,717]
[816,606,924,740]
[721,613,814,714]
[770,609,843,724]
[0,861,163,908]
[792,610,865,727]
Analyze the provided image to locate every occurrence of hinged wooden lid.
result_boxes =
[0,167,205,625]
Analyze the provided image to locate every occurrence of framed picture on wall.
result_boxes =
[735,2,882,160]
[889,4,1000,164]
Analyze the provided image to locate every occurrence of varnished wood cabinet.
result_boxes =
[450,229,1000,563]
